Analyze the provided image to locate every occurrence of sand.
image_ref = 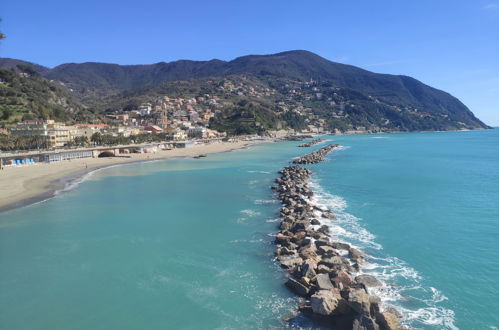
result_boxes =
[0,140,267,212]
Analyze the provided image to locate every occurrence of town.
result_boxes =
[0,72,439,168]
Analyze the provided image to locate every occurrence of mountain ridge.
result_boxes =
[0,50,489,132]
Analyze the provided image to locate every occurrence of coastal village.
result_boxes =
[0,70,444,169]
[0,76,332,167]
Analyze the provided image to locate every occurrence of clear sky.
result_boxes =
[1,0,498,125]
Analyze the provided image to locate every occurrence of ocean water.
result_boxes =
[1,130,498,329]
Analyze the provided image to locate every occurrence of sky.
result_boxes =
[1,0,498,125]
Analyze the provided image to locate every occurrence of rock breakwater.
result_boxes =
[272,150,401,329]
[298,139,326,147]
[293,144,340,164]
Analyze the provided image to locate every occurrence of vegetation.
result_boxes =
[89,132,173,146]
[0,134,49,151]
[0,18,5,40]
[0,67,97,127]
[0,50,489,134]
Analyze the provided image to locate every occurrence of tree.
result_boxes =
[0,18,5,40]
[90,132,103,145]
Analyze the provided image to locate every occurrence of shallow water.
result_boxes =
[1,130,498,329]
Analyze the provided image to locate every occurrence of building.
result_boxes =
[188,127,205,138]
[10,120,70,148]
[67,124,109,140]
[144,125,163,134]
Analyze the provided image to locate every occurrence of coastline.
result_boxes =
[0,140,269,213]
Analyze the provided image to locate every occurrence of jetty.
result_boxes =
[272,148,400,329]
[293,144,339,164]
[298,138,325,147]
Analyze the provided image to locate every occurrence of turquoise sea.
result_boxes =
[1,129,498,329]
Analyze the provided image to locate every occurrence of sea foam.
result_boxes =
[307,178,458,329]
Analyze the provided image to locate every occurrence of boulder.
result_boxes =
[315,273,335,290]
[316,264,333,274]
[300,262,317,279]
[299,246,318,260]
[376,312,400,330]
[285,277,310,297]
[291,231,307,244]
[330,242,351,250]
[275,247,295,256]
[356,275,382,288]
[279,256,302,269]
[320,256,344,268]
[315,239,331,248]
[310,290,339,316]
[332,270,354,287]
[353,314,380,330]
[317,225,330,234]
[348,288,371,315]
[275,233,291,245]
[349,247,364,261]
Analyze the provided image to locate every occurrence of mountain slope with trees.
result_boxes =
[0,50,489,132]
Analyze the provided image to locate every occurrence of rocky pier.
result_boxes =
[293,144,340,164]
[272,148,401,329]
[298,138,326,147]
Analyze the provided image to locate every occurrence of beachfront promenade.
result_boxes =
[0,140,216,167]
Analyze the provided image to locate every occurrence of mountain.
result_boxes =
[0,65,95,126]
[0,50,489,132]
[0,58,49,74]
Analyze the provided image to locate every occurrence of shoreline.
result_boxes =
[0,140,269,213]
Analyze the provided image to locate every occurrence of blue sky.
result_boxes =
[1,0,498,125]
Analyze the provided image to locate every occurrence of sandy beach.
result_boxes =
[0,140,267,212]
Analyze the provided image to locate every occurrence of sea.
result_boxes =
[0,129,498,329]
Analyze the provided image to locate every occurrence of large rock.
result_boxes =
[349,247,364,261]
[376,312,400,330]
[353,314,380,330]
[317,245,336,256]
[332,270,354,287]
[278,256,302,269]
[330,241,351,250]
[285,277,310,297]
[315,239,331,248]
[348,288,371,314]
[300,262,317,279]
[317,225,331,234]
[298,246,318,260]
[275,233,291,245]
[317,264,333,274]
[291,231,307,244]
[315,273,335,290]
[320,256,345,268]
[275,247,295,256]
[310,290,339,316]
[356,274,382,288]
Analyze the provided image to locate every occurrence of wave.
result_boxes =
[247,170,272,174]
[307,178,458,329]
[254,199,279,205]
[240,209,261,217]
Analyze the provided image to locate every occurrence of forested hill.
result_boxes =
[0,50,489,132]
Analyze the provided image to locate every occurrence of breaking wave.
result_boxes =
[308,179,458,329]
